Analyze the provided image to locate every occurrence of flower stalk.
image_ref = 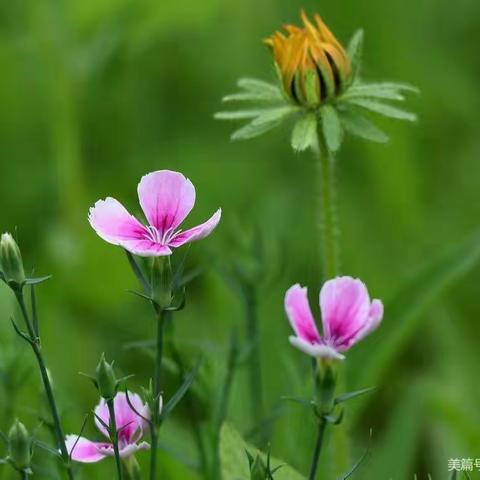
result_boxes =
[316,123,340,279]
[107,399,125,480]
[13,289,74,480]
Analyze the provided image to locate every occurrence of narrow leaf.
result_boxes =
[321,105,343,152]
[160,360,202,421]
[339,109,389,143]
[347,98,417,121]
[291,112,317,151]
[222,92,282,103]
[231,119,281,141]
[352,81,420,94]
[334,387,376,405]
[342,87,405,101]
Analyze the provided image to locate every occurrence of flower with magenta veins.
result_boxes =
[89,170,221,256]
[66,392,151,463]
[285,276,383,360]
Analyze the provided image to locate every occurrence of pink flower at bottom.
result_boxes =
[66,392,150,463]
[88,170,221,257]
[285,276,383,360]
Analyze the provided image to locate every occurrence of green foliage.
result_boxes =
[320,106,343,152]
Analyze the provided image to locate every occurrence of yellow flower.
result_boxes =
[265,10,351,106]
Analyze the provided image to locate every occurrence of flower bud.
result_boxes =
[265,10,351,107]
[249,454,268,480]
[95,354,117,400]
[8,420,31,470]
[0,233,25,288]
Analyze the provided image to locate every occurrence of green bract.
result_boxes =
[215,29,418,153]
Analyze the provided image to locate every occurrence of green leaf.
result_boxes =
[250,106,297,126]
[354,229,480,393]
[291,112,317,151]
[346,29,364,82]
[160,360,201,422]
[339,109,389,143]
[220,423,306,480]
[321,105,343,152]
[334,387,376,405]
[237,78,283,99]
[347,98,417,121]
[214,109,268,120]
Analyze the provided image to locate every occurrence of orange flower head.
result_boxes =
[265,11,351,106]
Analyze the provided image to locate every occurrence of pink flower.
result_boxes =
[285,277,383,360]
[89,170,221,256]
[65,392,150,463]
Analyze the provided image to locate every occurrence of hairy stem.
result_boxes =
[107,399,124,480]
[14,290,74,480]
[308,418,327,480]
[316,125,340,279]
[149,308,166,480]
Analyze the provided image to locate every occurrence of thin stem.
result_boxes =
[308,418,327,480]
[212,332,239,480]
[167,332,208,475]
[14,290,74,480]
[316,125,340,279]
[149,307,166,480]
[18,470,28,480]
[124,457,142,480]
[107,399,124,480]
[244,285,266,444]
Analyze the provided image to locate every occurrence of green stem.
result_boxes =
[18,470,28,480]
[149,308,166,480]
[14,291,74,480]
[212,333,239,480]
[124,457,142,480]
[107,399,124,480]
[308,418,327,480]
[168,334,208,476]
[316,126,340,279]
[244,285,265,444]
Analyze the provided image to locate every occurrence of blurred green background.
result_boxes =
[1,0,480,478]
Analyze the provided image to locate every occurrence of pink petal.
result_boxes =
[285,284,322,344]
[89,198,148,251]
[95,392,148,443]
[320,277,381,351]
[119,441,150,459]
[65,435,108,463]
[168,209,222,248]
[137,171,196,234]
[348,299,384,345]
[288,337,345,360]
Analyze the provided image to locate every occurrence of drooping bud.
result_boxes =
[0,233,26,288]
[265,10,351,107]
[95,354,117,400]
[150,256,173,309]
[8,420,31,470]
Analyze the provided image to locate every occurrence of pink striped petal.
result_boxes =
[285,284,322,344]
[138,171,195,234]
[65,435,108,463]
[348,299,384,345]
[88,198,148,251]
[119,441,150,458]
[168,209,222,248]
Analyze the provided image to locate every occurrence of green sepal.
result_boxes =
[334,386,376,405]
[320,105,343,152]
[346,29,364,84]
[339,109,389,143]
[237,78,283,100]
[291,112,317,152]
[304,70,320,106]
[347,98,417,121]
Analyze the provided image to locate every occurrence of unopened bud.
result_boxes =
[95,354,117,400]
[250,454,268,480]
[0,233,25,288]
[8,420,31,470]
